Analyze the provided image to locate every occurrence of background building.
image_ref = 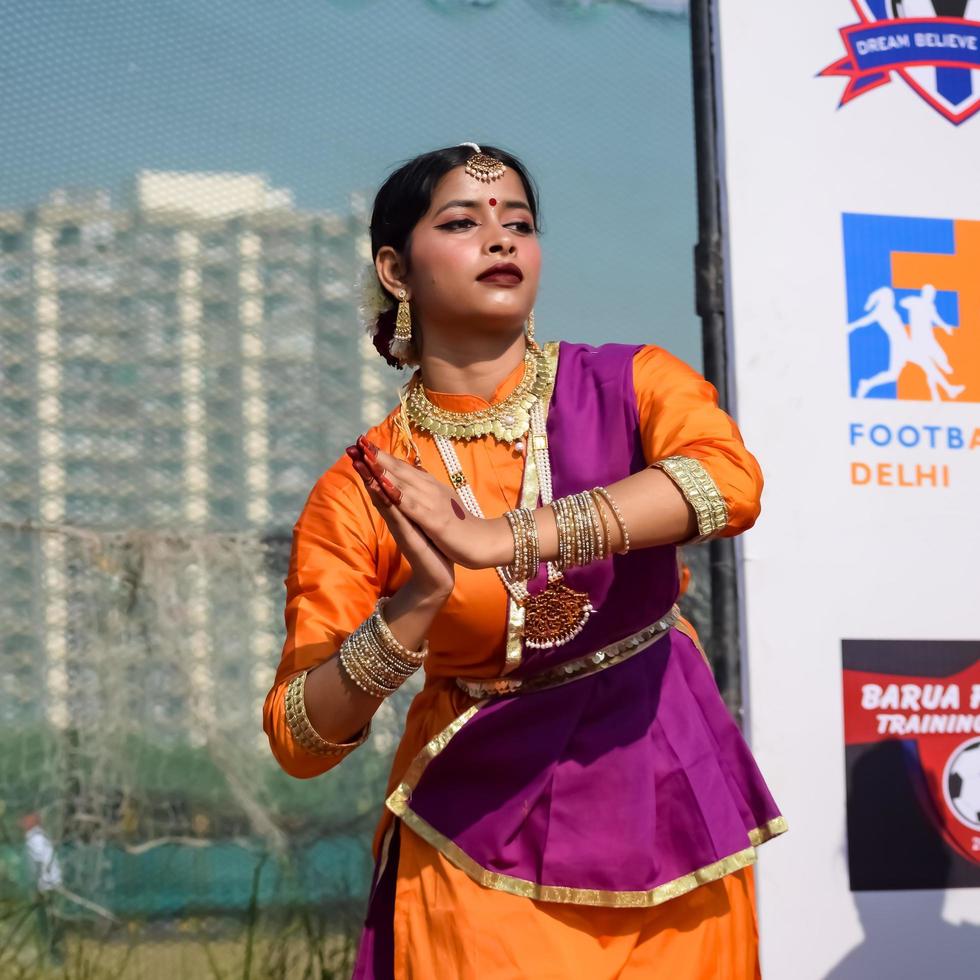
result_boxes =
[0,170,399,739]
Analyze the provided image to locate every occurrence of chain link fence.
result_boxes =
[0,2,701,976]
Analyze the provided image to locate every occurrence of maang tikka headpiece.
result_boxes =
[459,141,506,183]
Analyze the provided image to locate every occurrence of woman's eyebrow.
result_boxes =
[433,199,531,217]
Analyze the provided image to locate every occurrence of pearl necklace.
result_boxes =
[432,400,593,649]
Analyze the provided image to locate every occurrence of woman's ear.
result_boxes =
[375,247,409,300]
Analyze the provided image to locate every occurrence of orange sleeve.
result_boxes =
[262,453,390,779]
[633,345,763,540]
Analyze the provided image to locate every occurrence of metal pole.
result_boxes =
[689,0,742,718]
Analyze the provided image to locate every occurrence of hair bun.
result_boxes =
[372,307,406,369]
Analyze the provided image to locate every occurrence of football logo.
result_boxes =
[821,1,980,125]
[944,737,980,830]
[843,213,980,402]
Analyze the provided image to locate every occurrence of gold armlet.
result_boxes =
[653,456,729,540]
[284,670,370,756]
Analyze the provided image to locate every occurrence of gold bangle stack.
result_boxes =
[577,492,601,565]
[549,495,574,570]
[549,490,615,570]
[551,496,582,567]
[591,485,631,555]
[586,492,610,559]
[338,598,428,700]
[502,486,632,581]
[503,507,540,582]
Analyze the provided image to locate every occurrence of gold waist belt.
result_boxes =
[456,605,680,698]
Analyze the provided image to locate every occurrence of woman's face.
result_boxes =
[394,165,541,335]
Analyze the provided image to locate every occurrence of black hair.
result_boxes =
[368,144,541,367]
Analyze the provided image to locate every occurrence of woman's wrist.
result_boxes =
[399,577,453,609]
[485,515,516,569]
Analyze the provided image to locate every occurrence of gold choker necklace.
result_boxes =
[404,344,553,443]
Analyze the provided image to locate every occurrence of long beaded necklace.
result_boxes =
[430,400,594,649]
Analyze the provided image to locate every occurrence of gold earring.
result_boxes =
[395,289,412,343]
[526,309,536,346]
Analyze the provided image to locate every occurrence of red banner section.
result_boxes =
[842,645,980,879]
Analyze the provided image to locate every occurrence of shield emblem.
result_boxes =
[841,640,980,889]
[909,733,980,866]
[822,1,980,125]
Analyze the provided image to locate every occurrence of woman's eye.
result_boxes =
[437,217,534,233]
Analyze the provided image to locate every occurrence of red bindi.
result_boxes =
[488,197,497,207]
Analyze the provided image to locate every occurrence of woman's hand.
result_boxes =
[360,444,514,571]
[347,447,455,599]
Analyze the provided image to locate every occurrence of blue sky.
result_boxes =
[2,0,701,364]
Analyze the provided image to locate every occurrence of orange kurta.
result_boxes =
[263,344,764,978]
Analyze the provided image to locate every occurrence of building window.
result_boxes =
[1,231,23,253]
[57,224,81,248]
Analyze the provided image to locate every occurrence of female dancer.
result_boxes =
[263,143,786,978]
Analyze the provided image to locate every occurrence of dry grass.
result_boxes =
[2,922,360,980]
[1,899,361,980]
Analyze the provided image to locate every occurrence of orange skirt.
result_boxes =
[390,824,761,979]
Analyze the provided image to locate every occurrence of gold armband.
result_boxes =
[284,669,371,756]
[653,456,729,540]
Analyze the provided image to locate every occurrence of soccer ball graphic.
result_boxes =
[890,2,980,17]
[944,738,980,830]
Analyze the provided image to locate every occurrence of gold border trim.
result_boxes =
[748,816,789,846]
[654,455,729,541]
[385,688,789,908]
[460,607,678,697]
[395,805,786,908]
[503,340,561,675]
[386,703,485,814]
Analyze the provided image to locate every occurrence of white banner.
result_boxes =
[713,2,980,976]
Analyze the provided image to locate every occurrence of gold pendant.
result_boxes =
[521,579,594,649]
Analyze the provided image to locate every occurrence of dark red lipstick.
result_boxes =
[476,262,523,285]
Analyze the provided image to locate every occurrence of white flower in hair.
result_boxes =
[356,261,393,337]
